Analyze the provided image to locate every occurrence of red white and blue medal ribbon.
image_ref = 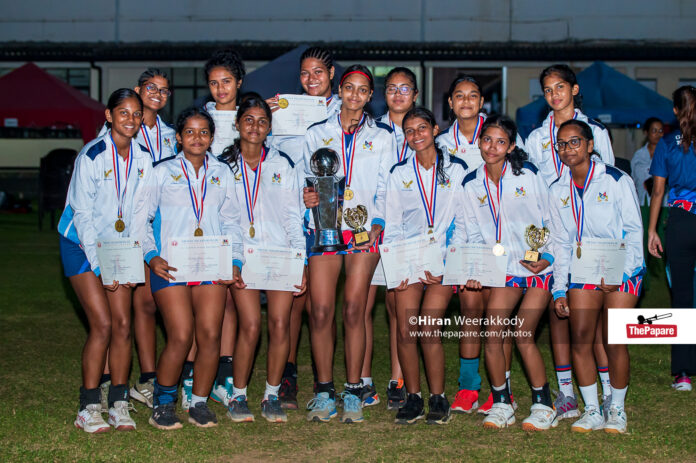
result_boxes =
[390,120,409,163]
[569,160,596,255]
[140,115,162,162]
[240,147,266,229]
[338,113,365,188]
[483,161,507,254]
[413,155,438,234]
[180,155,208,232]
[110,134,133,221]
[454,114,484,152]
[549,110,578,178]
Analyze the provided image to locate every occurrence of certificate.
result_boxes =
[167,235,234,283]
[442,244,508,287]
[241,245,306,291]
[96,238,145,284]
[570,238,627,286]
[378,237,444,289]
[272,95,327,136]
[371,258,387,286]
[208,109,238,156]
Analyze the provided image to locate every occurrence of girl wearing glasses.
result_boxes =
[648,86,696,393]
[525,65,616,419]
[457,116,556,430]
[219,96,306,424]
[60,89,152,432]
[550,119,643,434]
[266,46,340,409]
[302,65,395,424]
[361,67,419,410]
[631,117,665,206]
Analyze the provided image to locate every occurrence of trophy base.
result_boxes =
[523,250,540,263]
[352,229,370,247]
[312,228,347,253]
[311,244,349,253]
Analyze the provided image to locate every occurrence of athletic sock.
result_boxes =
[139,371,156,383]
[99,373,111,386]
[216,356,233,385]
[190,394,207,408]
[531,383,553,408]
[597,366,611,398]
[153,380,177,407]
[458,357,481,391]
[610,385,628,409]
[578,383,600,411]
[231,386,247,400]
[181,361,194,384]
[361,377,373,387]
[317,381,335,399]
[491,383,511,405]
[264,381,281,401]
[505,370,512,397]
[345,382,363,397]
[79,386,101,411]
[555,364,574,397]
[430,392,446,398]
[107,383,129,408]
[282,362,297,379]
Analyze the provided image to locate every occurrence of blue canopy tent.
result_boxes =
[516,61,675,139]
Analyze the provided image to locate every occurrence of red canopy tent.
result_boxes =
[0,62,105,143]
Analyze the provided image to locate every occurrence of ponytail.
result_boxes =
[673,85,696,152]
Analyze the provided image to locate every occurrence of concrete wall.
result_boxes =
[4,0,696,43]
[0,138,83,168]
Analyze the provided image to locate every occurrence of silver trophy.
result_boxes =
[306,148,348,253]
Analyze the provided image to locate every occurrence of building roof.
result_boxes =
[1,40,696,62]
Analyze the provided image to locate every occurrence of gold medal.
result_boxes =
[576,245,582,259]
[492,242,505,257]
[194,227,203,237]
[249,224,255,238]
[115,219,125,232]
[278,98,289,109]
[427,227,433,234]
[344,188,354,201]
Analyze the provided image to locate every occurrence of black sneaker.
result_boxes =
[395,393,425,425]
[279,376,298,410]
[426,394,451,425]
[149,402,182,430]
[386,379,406,410]
[188,402,218,428]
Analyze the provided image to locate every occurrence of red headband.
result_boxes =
[340,70,372,86]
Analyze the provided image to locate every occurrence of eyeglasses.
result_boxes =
[144,83,171,97]
[386,85,414,95]
[554,137,587,152]
[649,127,664,134]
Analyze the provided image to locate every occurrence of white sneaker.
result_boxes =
[482,402,515,429]
[107,400,137,431]
[571,406,605,432]
[521,404,558,431]
[181,378,193,412]
[75,403,111,433]
[604,405,628,434]
[210,377,233,407]
[130,378,154,408]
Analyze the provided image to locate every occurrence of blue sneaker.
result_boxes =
[339,392,364,423]
[306,392,337,422]
[210,376,233,406]
[181,378,193,412]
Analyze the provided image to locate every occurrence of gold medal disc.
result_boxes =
[278,98,289,109]
[344,188,354,201]
[492,243,505,257]
[576,246,582,259]
[194,227,204,237]
[115,219,125,233]
[249,225,255,238]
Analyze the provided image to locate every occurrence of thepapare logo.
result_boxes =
[626,313,676,339]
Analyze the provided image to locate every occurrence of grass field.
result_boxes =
[1,211,694,462]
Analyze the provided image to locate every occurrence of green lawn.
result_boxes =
[1,211,694,462]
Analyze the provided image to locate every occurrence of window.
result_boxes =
[638,79,657,91]
[679,79,696,88]
[167,67,209,122]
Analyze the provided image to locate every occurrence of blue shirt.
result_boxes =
[649,131,696,210]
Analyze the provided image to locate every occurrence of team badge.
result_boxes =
[448,148,457,155]
[402,180,413,189]
[362,141,373,151]
[104,169,112,179]
[543,140,552,149]
[597,192,608,202]
[163,138,172,147]
[322,138,333,146]
[171,174,182,182]
[515,186,526,197]
[478,195,488,206]
[210,176,220,185]
[272,173,282,184]
[560,196,570,207]
[439,178,451,188]
[138,168,144,178]
[234,172,242,182]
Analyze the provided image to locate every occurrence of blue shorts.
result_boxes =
[505,272,553,291]
[568,274,643,297]
[59,235,91,277]
[149,268,215,294]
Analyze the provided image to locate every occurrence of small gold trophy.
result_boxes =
[344,205,370,247]
[523,225,550,263]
